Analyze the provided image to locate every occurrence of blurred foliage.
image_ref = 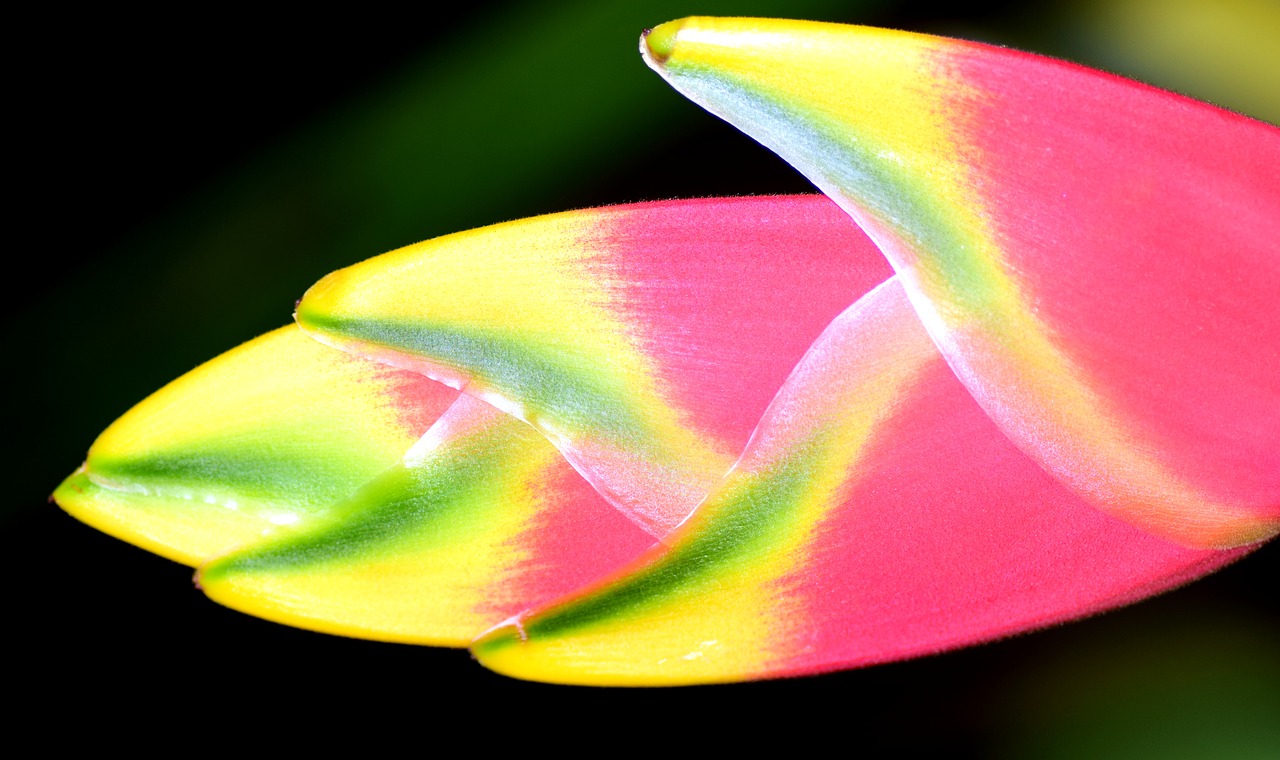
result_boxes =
[11,0,1277,747]
[1063,0,1280,125]
[993,601,1280,759]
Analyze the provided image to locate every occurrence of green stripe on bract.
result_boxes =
[88,443,377,516]
[54,469,285,565]
[673,62,1003,315]
[497,437,827,646]
[301,314,652,446]
[200,429,530,582]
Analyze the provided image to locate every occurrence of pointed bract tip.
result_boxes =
[471,618,534,680]
[293,270,338,325]
[641,19,684,67]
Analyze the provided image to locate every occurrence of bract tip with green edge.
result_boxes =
[54,325,456,565]
[641,19,684,66]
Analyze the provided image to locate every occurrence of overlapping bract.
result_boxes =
[296,196,890,537]
[55,326,458,566]
[54,20,1278,685]
[642,17,1280,549]
[474,279,1243,684]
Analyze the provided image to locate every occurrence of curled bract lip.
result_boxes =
[53,19,1278,687]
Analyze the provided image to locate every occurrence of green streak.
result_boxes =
[88,442,378,513]
[301,314,652,446]
[672,60,1004,315]
[498,438,827,645]
[202,429,527,581]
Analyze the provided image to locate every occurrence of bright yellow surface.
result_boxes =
[477,559,786,685]
[59,325,450,564]
[201,414,562,647]
[90,326,426,483]
[55,471,277,566]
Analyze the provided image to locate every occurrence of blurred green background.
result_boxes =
[10,0,1277,750]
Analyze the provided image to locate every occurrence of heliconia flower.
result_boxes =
[473,279,1247,685]
[641,17,1280,549]
[295,195,892,537]
[51,20,1279,687]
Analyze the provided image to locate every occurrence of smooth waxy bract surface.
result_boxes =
[201,393,656,645]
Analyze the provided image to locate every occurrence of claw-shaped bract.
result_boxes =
[53,19,1278,686]
[57,196,898,648]
[642,17,1280,549]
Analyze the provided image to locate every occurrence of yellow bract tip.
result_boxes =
[642,19,685,66]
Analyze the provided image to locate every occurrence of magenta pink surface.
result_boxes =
[503,456,658,618]
[777,294,1247,677]
[956,46,1280,513]
[604,195,893,449]
[375,364,462,437]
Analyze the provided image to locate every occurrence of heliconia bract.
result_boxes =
[641,17,1280,549]
[296,195,892,537]
[51,18,1278,687]
[54,196,903,648]
[472,280,1246,685]
[200,393,656,645]
[52,323,656,644]
[53,325,458,565]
